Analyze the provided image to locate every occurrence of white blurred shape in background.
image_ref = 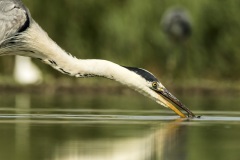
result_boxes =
[14,56,42,85]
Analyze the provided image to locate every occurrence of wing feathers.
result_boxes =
[0,1,27,43]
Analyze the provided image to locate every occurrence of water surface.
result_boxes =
[0,92,240,160]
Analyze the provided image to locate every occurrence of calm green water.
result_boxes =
[0,92,240,160]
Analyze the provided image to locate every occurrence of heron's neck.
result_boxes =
[23,22,148,89]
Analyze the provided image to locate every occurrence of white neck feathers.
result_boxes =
[21,21,157,99]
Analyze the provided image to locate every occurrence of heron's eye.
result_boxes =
[152,81,158,89]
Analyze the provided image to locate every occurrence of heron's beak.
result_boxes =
[155,87,195,118]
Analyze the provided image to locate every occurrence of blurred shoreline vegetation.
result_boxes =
[1,0,240,90]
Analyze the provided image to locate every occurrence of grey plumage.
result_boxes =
[0,0,29,43]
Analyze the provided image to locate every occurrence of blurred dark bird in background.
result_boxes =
[161,7,192,43]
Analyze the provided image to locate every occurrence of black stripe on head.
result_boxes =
[123,66,159,82]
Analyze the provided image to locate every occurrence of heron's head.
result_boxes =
[124,67,195,118]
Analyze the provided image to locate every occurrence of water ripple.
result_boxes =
[0,111,240,124]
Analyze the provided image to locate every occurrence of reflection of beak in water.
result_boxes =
[52,119,186,160]
[154,119,186,159]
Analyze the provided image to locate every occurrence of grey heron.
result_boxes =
[0,0,195,118]
[161,7,192,42]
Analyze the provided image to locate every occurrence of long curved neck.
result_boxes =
[21,21,150,93]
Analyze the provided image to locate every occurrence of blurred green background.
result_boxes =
[1,0,240,90]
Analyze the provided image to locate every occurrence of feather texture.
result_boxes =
[0,0,27,44]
